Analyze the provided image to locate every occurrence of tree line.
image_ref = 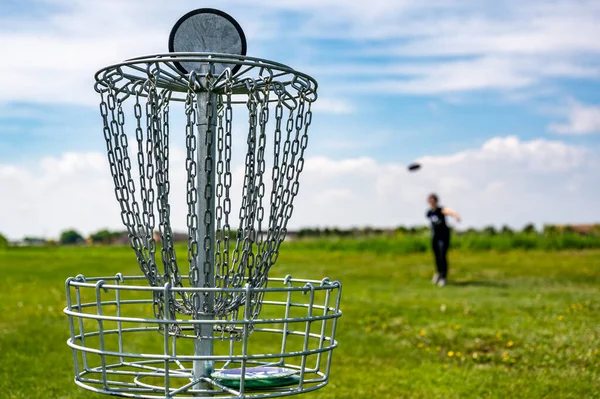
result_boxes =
[1,223,599,249]
[295,223,600,238]
[0,229,123,247]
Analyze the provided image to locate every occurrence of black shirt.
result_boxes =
[426,207,449,238]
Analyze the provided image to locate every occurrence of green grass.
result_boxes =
[1,244,599,398]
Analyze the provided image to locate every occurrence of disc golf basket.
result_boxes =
[63,8,342,398]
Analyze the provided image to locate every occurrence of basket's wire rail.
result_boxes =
[94,53,318,102]
[64,275,341,398]
[94,53,318,329]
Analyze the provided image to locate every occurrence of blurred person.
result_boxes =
[426,193,460,287]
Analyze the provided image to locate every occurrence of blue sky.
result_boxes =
[1,0,600,239]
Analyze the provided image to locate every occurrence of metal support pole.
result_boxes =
[193,63,217,394]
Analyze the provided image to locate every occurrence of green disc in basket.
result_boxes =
[212,366,300,389]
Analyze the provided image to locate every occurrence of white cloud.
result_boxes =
[0,152,115,240]
[548,101,600,135]
[312,98,354,115]
[422,136,586,173]
[291,0,600,94]
[364,57,535,94]
[301,136,598,230]
[1,0,599,105]
[1,136,597,240]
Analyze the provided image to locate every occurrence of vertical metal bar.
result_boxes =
[240,284,253,395]
[279,275,293,365]
[65,278,80,379]
[163,283,172,396]
[75,284,89,371]
[192,63,217,394]
[95,281,109,391]
[298,284,315,390]
[324,283,342,379]
[172,329,178,364]
[315,280,332,372]
[115,274,124,364]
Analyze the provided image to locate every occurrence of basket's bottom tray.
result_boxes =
[72,360,326,398]
[212,366,300,389]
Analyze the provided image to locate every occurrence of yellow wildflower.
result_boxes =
[447,351,454,357]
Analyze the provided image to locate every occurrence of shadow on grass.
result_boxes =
[450,280,508,288]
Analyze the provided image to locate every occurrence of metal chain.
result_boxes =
[215,79,236,317]
[144,73,168,320]
[265,91,296,273]
[133,87,153,281]
[202,74,215,314]
[240,82,270,318]
[99,77,165,320]
[238,81,259,294]
[185,72,200,316]
[159,88,190,318]
[214,89,226,309]
[142,77,165,319]
[263,85,285,274]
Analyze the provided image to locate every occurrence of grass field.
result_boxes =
[1,244,599,398]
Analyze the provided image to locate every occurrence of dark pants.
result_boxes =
[432,235,450,279]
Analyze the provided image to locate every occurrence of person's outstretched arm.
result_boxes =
[442,208,461,223]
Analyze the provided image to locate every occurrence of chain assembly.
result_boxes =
[95,55,317,334]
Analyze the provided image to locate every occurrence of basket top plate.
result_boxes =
[168,8,247,75]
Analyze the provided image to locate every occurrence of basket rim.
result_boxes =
[94,52,318,96]
[65,275,341,294]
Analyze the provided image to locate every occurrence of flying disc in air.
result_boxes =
[212,366,300,389]
[407,162,421,172]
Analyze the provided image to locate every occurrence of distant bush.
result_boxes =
[23,237,46,245]
[482,226,497,236]
[543,224,559,236]
[89,229,122,245]
[522,223,537,234]
[0,233,8,250]
[60,229,84,245]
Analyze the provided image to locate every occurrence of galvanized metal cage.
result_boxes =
[65,275,342,398]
